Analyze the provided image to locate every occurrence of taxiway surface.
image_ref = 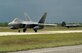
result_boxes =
[8,45,82,53]
[1,30,82,53]
[0,30,82,36]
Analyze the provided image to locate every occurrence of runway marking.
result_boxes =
[0,30,82,36]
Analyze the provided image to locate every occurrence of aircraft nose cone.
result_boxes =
[8,22,14,26]
[8,22,15,29]
[8,22,12,25]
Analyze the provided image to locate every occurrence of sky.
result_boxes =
[0,0,82,23]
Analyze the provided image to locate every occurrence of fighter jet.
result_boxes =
[8,12,47,32]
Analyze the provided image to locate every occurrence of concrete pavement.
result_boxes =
[8,45,82,53]
[0,30,82,36]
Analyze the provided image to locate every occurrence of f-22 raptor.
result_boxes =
[8,12,47,32]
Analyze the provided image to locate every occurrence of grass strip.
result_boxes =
[0,33,82,52]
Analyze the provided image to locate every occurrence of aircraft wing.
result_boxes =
[21,21,38,25]
[38,23,57,26]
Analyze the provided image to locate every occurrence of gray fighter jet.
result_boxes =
[8,12,47,32]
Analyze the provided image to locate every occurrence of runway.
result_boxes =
[2,30,82,53]
[0,30,82,36]
[8,45,82,53]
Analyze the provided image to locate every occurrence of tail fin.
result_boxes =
[24,12,32,21]
[38,12,47,23]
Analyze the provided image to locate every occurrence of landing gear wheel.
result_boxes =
[34,29,37,32]
[18,30,20,32]
[23,28,27,32]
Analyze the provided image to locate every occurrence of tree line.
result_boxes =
[0,22,8,27]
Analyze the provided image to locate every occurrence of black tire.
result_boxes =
[18,30,20,32]
[34,29,37,32]
[23,28,27,32]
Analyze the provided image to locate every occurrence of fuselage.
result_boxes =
[8,21,43,29]
[8,12,47,32]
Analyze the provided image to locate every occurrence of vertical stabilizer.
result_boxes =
[24,12,32,21]
[38,12,47,23]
